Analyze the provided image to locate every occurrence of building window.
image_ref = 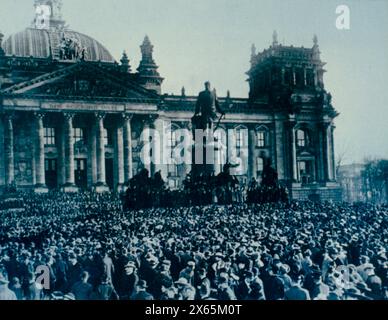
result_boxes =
[45,159,56,171]
[167,129,179,175]
[104,129,113,146]
[295,68,304,86]
[284,68,292,85]
[44,127,56,146]
[257,157,264,177]
[168,178,178,189]
[168,164,178,177]
[297,130,308,147]
[306,69,315,87]
[257,131,266,148]
[73,128,85,145]
[298,160,314,184]
[236,129,246,148]
[168,130,177,148]
[75,159,86,171]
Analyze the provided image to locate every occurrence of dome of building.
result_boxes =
[2,27,115,63]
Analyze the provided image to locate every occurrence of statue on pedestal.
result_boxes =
[191,82,225,177]
[193,81,225,130]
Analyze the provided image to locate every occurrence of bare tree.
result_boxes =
[335,139,353,177]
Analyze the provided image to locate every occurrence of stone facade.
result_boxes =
[0,2,342,200]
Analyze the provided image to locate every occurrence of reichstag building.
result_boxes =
[0,0,341,201]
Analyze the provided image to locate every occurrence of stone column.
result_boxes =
[274,118,285,180]
[34,112,48,192]
[292,67,296,86]
[289,122,298,182]
[95,113,109,192]
[62,113,77,192]
[114,120,125,192]
[0,117,5,186]
[88,122,97,186]
[316,123,325,182]
[4,113,15,186]
[142,115,157,177]
[122,114,133,183]
[58,125,66,186]
[324,123,335,181]
[248,127,257,180]
[154,117,168,181]
[314,69,318,87]
[330,125,336,181]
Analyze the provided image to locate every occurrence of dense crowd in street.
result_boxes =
[0,191,387,300]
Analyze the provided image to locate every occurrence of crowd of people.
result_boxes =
[0,190,387,301]
[124,168,243,209]
[124,164,286,209]
[247,179,289,204]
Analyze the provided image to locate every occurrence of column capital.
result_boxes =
[286,120,297,130]
[94,112,106,120]
[1,111,15,121]
[122,113,133,121]
[142,114,158,126]
[63,112,75,121]
[33,112,46,120]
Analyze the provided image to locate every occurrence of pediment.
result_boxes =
[1,62,158,100]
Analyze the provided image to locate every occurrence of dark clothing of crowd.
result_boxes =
[0,191,387,301]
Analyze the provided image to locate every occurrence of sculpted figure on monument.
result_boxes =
[193,81,225,130]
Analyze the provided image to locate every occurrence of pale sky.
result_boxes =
[1,0,387,164]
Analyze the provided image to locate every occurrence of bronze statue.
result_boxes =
[193,81,225,130]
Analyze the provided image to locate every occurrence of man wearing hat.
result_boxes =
[175,278,196,300]
[152,260,173,300]
[71,271,92,300]
[217,275,236,300]
[285,274,311,300]
[130,280,154,300]
[194,268,211,300]
[277,264,292,291]
[120,259,139,300]
[179,260,196,287]
[139,253,160,299]
[303,265,329,300]
[0,267,17,300]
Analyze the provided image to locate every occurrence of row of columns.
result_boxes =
[3,114,14,185]
[62,112,135,191]
[287,121,335,184]
[1,112,336,190]
[279,67,317,87]
[1,112,135,192]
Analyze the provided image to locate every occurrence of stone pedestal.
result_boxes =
[34,186,49,194]
[93,182,110,193]
[61,184,79,193]
[191,124,216,178]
